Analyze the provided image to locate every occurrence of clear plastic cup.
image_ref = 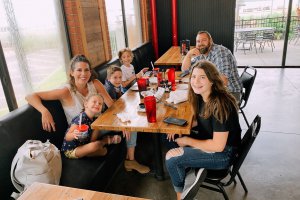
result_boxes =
[76,124,89,141]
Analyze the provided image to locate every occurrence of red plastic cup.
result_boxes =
[137,78,147,99]
[168,68,176,90]
[77,124,89,140]
[144,96,156,123]
[157,72,163,87]
[143,76,150,86]
[137,78,147,91]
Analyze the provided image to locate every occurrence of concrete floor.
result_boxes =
[234,40,300,67]
[106,68,300,200]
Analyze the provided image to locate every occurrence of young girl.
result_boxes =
[61,93,121,159]
[118,48,148,93]
[166,60,241,200]
[105,65,150,174]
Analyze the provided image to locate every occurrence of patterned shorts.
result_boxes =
[64,148,78,159]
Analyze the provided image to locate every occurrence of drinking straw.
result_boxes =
[79,113,82,128]
[151,61,154,70]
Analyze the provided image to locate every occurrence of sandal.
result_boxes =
[107,135,121,145]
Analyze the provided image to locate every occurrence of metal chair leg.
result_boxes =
[216,184,229,200]
[237,172,248,193]
[240,109,250,128]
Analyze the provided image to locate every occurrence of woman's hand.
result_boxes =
[41,109,56,132]
[166,133,182,142]
[123,130,131,141]
[175,136,189,147]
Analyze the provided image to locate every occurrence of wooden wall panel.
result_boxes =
[64,0,110,67]
[78,0,105,67]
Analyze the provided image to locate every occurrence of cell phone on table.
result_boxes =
[139,103,145,109]
[163,117,187,126]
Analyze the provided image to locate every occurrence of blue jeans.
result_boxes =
[126,131,137,148]
[165,146,235,193]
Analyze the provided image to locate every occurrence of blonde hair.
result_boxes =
[106,65,122,79]
[82,93,104,112]
[118,48,134,63]
[188,60,238,123]
[68,54,97,92]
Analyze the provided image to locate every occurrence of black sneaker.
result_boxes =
[181,168,207,200]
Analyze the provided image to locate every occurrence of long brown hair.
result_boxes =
[188,60,238,123]
[68,54,97,92]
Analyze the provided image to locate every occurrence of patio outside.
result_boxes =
[234,0,300,67]
[234,39,300,66]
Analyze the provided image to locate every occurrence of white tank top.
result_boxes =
[62,82,97,124]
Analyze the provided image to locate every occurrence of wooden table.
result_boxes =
[154,46,183,67]
[19,182,150,200]
[91,83,193,180]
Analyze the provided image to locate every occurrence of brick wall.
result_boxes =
[63,0,109,67]
[63,0,84,56]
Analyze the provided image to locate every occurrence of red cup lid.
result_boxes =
[77,124,89,131]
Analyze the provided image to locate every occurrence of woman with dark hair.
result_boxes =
[26,54,114,131]
[165,60,241,200]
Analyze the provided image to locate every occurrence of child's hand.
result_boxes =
[142,67,149,73]
[72,129,81,140]
[136,72,143,79]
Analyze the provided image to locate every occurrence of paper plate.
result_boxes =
[176,84,189,90]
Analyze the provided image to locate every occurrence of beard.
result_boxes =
[199,47,209,54]
[199,43,210,54]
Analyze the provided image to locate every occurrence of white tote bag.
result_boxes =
[10,140,62,199]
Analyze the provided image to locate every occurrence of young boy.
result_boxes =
[118,48,148,93]
[105,65,150,174]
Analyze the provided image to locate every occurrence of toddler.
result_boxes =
[61,93,121,159]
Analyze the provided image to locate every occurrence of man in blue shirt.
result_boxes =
[181,31,242,101]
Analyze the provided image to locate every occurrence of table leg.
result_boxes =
[152,133,164,180]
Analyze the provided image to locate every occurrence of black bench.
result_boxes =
[0,42,155,199]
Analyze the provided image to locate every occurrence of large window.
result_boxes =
[0,0,70,117]
[105,0,143,58]
[234,0,300,67]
